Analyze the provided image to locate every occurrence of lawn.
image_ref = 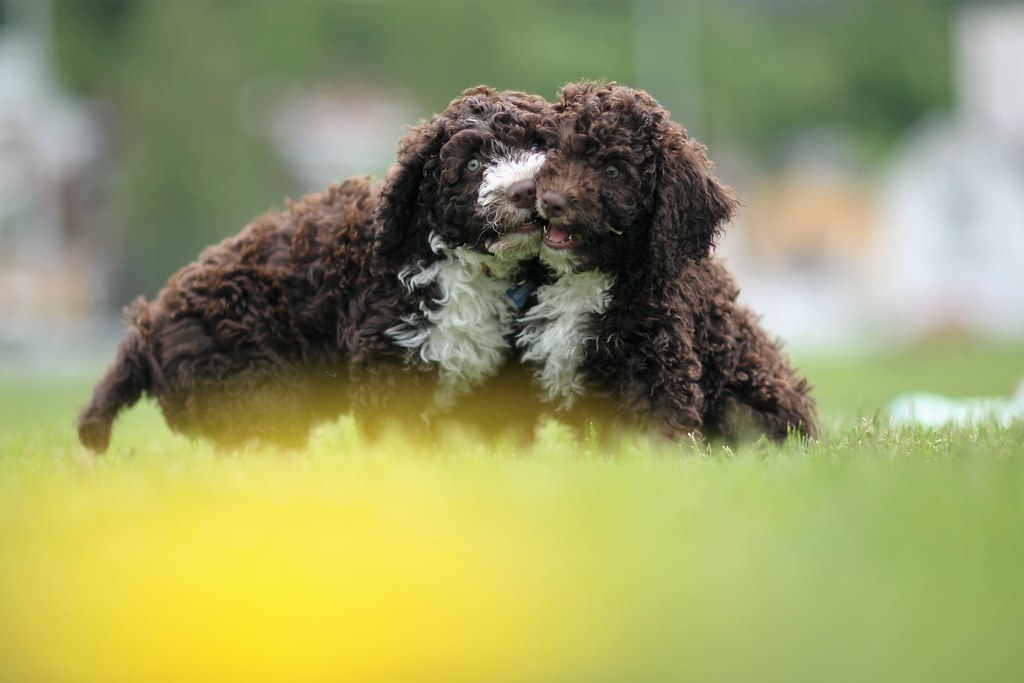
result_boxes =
[1,340,1023,683]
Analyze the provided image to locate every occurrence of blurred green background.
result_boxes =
[9,0,955,296]
[2,0,1023,373]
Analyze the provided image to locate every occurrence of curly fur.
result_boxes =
[78,86,549,452]
[522,82,817,442]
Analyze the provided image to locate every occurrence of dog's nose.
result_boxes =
[540,191,568,219]
[506,179,537,209]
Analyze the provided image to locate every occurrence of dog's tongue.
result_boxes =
[546,225,571,243]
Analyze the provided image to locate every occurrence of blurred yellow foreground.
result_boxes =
[3,410,1024,683]
[1,424,702,683]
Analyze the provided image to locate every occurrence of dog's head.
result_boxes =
[373,86,549,270]
[534,81,737,279]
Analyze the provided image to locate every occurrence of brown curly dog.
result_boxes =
[517,81,817,443]
[78,86,549,452]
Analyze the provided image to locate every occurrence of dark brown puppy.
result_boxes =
[78,86,548,452]
[519,81,817,442]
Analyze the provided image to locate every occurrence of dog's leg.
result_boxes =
[581,322,708,442]
[78,330,151,453]
[709,328,818,442]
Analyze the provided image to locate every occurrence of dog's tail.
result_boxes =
[78,328,152,453]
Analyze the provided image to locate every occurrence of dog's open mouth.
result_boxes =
[512,222,544,237]
[542,223,582,250]
[510,216,543,235]
[484,214,544,258]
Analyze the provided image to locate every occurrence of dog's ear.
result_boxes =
[372,117,448,268]
[649,121,737,276]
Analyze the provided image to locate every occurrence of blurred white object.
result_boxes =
[887,380,1024,428]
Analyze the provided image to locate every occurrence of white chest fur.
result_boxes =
[389,240,518,412]
[517,270,614,408]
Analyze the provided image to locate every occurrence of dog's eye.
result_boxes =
[466,158,482,172]
[605,165,621,179]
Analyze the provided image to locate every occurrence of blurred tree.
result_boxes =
[701,1,952,163]
[49,0,958,299]
[52,0,635,298]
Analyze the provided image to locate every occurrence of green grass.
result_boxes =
[2,341,1023,683]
